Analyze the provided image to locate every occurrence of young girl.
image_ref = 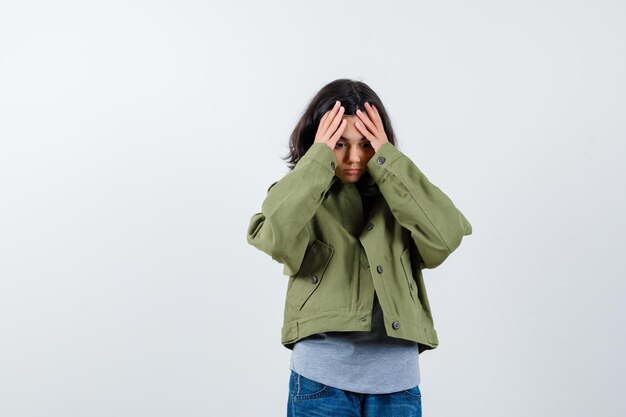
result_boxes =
[247,79,472,417]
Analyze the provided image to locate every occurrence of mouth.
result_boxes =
[344,169,362,175]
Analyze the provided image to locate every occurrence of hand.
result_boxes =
[354,102,389,153]
[314,100,347,150]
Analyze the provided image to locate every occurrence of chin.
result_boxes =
[339,175,360,184]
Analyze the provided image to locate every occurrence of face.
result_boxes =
[333,115,376,184]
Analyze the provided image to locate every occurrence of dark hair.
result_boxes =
[282,78,397,170]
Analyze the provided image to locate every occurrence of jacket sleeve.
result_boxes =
[367,142,472,269]
[246,143,337,276]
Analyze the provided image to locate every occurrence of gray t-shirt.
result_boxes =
[289,291,420,394]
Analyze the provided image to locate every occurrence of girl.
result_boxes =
[247,79,472,417]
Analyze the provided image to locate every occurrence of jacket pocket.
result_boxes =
[400,247,417,304]
[286,239,334,311]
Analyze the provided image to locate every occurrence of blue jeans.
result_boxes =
[287,370,422,417]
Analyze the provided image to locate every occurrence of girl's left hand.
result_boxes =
[355,102,389,153]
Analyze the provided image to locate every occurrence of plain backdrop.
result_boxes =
[1,1,624,416]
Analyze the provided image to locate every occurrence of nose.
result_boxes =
[347,146,361,163]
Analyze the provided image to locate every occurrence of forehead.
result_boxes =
[340,116,365,141]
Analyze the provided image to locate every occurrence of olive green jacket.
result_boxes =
[246,142,472,353]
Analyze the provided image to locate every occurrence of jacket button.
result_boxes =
[392,321,401,329]
[330,162,336,169]
[311,275,318,284]
[377,156,386,165]
[366,222,374,230]
[376,265,383,273]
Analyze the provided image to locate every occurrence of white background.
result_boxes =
[1,1,624,416]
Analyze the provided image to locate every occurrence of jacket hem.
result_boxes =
[280,309,439,352]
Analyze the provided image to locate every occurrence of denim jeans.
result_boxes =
[287,370,422,417]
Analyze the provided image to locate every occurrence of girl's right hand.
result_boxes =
[314,100,347,150]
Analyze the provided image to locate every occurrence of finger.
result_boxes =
[320,110,329,124]
[328,119,347,148]
[354,120,376,142]
[366,101,379,113]
[322,101,341,132]
[318,112,329,134]
[315,111,330,143]
[365,102,382,122]
[326,106,345,139]
[356,108,378,136]
[365,102,384,132]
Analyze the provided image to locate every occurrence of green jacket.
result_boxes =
[246,142,472,353]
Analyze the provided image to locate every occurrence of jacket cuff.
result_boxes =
[367,142,404,181]
[298,142,337,174]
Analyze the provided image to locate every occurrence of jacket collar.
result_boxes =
[331,171,380,197]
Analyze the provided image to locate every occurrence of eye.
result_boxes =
[335,143,345,148]
[361,142,371,148]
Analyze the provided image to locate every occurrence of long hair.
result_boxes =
[282,79,398,170]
